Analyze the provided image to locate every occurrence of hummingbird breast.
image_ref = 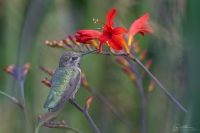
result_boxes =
[44,66,81,112]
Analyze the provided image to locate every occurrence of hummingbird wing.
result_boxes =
[43,67,81,112]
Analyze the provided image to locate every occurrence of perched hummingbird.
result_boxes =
[44,50,96,112]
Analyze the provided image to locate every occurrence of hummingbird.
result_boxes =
[44,50,96,112]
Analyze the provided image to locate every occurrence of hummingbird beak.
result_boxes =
[81,49,98,56]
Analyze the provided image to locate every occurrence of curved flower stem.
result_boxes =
[129,54,188,113]
[34,123,42,133]
[0,91,24,109]
[69,99,100,133]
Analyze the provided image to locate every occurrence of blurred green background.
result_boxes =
[0,0,199,133]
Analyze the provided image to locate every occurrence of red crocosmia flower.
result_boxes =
[98,8,128,52]
[128,13,153,46]
[75,30,101,43]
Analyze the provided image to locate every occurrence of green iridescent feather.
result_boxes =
[44,66,81,112]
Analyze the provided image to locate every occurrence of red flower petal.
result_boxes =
[75,30,101,43]
[106,8,116,27]
[108,35,125,50]
[128,13,153,46]
[113,27,127,35]
[76,30,100,36]
[137,13,149,22]
[129,13,153,37]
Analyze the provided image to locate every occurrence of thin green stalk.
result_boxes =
[0,91,24,109]
[34,123,42,133]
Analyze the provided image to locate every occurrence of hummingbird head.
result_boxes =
[59,50,97,67]
[59,52,81,67]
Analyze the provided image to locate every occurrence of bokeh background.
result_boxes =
[0,0,199,133]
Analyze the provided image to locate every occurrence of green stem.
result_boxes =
[69,99,100,133]
[34,123,42,133]
[129,54,188,113]
[0,91,24,109]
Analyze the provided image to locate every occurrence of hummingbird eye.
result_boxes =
[72,57,78,60]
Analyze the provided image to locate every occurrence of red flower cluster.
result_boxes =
[75,8,153,54]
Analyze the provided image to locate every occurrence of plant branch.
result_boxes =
[42,120,82,133]
[129,54,188,113]
[136,78,147,133]
[69,99,84,112]
[86,86,133,130]
[0,91,24,110]
[19,80,27,112]
[83,109,100,133]
[126,57,147,133]
[69,99,100,133]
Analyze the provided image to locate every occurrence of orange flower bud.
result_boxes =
[22,63,31,77]
[68,35,80,45]
[88,40,98,48]
[4,63,31,80]
[122,67,136,81]
[42,78,52,87]
[40,66,55,76]
[145,59,152,70]
[148,80,154,92]
[85,96,93,110]
[132,41,141,53]
[81,73,89,87]
[138,50,147,61]
[116,58,129,67]
[62,38,72,47]
[3,65,15,74]
[45,40,65,48]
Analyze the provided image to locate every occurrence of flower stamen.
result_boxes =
[93,18,106,25]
